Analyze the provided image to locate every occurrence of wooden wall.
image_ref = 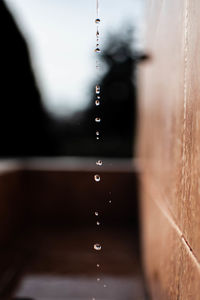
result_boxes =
[0,163,24,245]
[138,0,200,298]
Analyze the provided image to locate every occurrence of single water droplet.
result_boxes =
[96,131,100,136]
[96,43,99,47]
[95,18,100,24]
[94,243,101,251]
[96,137,100,140]
[95,212,99,216]
[96,85,100,94]
[104,284,107,288]
[96,160,103,166]
[95,117,101,123]
[109,200,112,204]
[95,48,101,53]
[94,174,101,182]
[97,278,100,282]
[97,264,100,268]
[96,221,100,226]
[96,29,99,37]
[95,100,100,106]
[97,96,100,99]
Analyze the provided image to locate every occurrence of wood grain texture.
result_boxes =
[141,185,200,299]
[138,0,200,298]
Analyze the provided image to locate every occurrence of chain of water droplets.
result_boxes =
[92,1,107,299]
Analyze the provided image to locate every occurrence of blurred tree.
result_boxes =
[61,27,139,157]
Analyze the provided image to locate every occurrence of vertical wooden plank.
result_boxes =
[138,0,200,298]
[181,0,200,262]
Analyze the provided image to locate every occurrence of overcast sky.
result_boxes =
[5,0,145,117]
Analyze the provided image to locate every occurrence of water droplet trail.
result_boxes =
[92,1,108,297]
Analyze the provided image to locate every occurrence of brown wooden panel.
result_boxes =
[140,185,200,300]
[23,169,138,228]
[138,0,200,298]
[0,168,24,245]
[181,0,200,262]
[138,0,185,225]
[141,188,182,300]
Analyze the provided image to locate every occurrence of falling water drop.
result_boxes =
[92,1,105,299]
[95,18,100,24]
[109,200,112,204]
[95,117,101,123]
[104,284,107,288]
[95,48,101,53]
[94,243,101,251]
[94,174,101,182]
[96,85,100,94]
[95,100,100,106]
[96,160,103,166]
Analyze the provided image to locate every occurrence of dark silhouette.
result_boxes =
[0,0,52,157]
[0,1,146,158]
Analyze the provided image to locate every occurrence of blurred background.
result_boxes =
[0,1,148,299]
[1,0,145,158]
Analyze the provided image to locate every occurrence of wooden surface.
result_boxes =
[0,158,138,231]
[0,166,24,245]
[0,158,145,299]
[23,169,138,228]
[9,228,146,300]
[138,0,200,299]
